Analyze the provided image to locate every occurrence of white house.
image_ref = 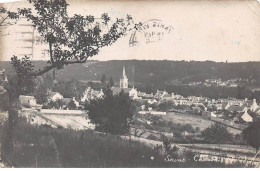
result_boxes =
[234,110,253,123]
[241,110,253,122]
[48,92,63,102]
[129,87,138,99]
[250,99,259,112]
[148,99,157,104]
[150,111,167,115]
[72,97,80,107]
[81,87,104,102]
[19,95,37,107]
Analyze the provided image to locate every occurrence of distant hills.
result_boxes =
[1,60,260,100]
[1,60,259,85]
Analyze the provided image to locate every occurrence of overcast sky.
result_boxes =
[1,0,260,62]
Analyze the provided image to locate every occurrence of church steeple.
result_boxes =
[123,66,126,78]
[120,66,128,88]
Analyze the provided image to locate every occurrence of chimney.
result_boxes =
[245,98,248,102]
[253,99,256,104]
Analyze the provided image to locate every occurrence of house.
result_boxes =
[0,86,8,110]
[72,97,79,107]
[222,101,230,110]
[61,97,79,108]
[48,92,63,102]
[148,99,157,104]
[0,69,8,82]
[161,93,173,101]
[150,111,166,115]
[110,66,139,99]
[254,107,260,116]
[111,87,138,99]
[234,110,253,123]
[181,131,195,136]
[245,99,259,112]
[142,93,154,99]
[81,87,104,102]
[137,91,146,98]
[154,90,168,100]
[19,95,37,107]
[138,111,166,115]
[137,91,154,99]
[172,93,183,99]
[139,111,149,115]
[212,102,223,110]
[227,105,247,113]
[129,87,139,99]
[202,111,217,119]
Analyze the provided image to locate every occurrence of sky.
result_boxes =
[0,0,260,62]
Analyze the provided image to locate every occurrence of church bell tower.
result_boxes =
[120,66,128,88]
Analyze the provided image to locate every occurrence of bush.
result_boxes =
[87,89,137,135]
[42,104,51,109]
[146,134,159,141]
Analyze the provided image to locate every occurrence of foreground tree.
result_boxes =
[11,0,140,77]
[86,89,137,135]
[242,121,260,154]
[201,122,232,146]
[34,84,48,104]
[0,7,20,34]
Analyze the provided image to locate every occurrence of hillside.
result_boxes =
[1,60,260,100]
[1,60,259,84]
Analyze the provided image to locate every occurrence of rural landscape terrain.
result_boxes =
[0,0,260,168]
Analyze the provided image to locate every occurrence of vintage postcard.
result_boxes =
[0,0,260,168]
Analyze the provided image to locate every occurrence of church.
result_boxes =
[111,66,138,99]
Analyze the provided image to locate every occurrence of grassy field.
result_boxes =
[0,116,251,168]
[162,112,241,134]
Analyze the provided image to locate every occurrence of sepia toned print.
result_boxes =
[0,0,260,168]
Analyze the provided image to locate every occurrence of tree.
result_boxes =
[86,89,137,135]
[163,137,171,152]
[48,100,60,109]
[68,99,76,110]
[150,102,158,110]
[100,74,106,85]
[34,84,48,104]
[10,56,36,95]
[158,101,173,112]
[11,0,140,77]
[242,121,260,154]
[108,77,114,87]
[201,122,232,146]
[0,7,20,34]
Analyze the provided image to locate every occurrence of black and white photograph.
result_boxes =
[0,0,260,168]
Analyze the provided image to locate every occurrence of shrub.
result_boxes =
[147,134,159,141]
[42,104,51,109]
[86,89,137,135]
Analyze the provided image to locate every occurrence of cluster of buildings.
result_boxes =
[0,69,8,82]
[107,66,260,123]
[19,90,80,110]
[188,78,255,88]
[17,66,260,125]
